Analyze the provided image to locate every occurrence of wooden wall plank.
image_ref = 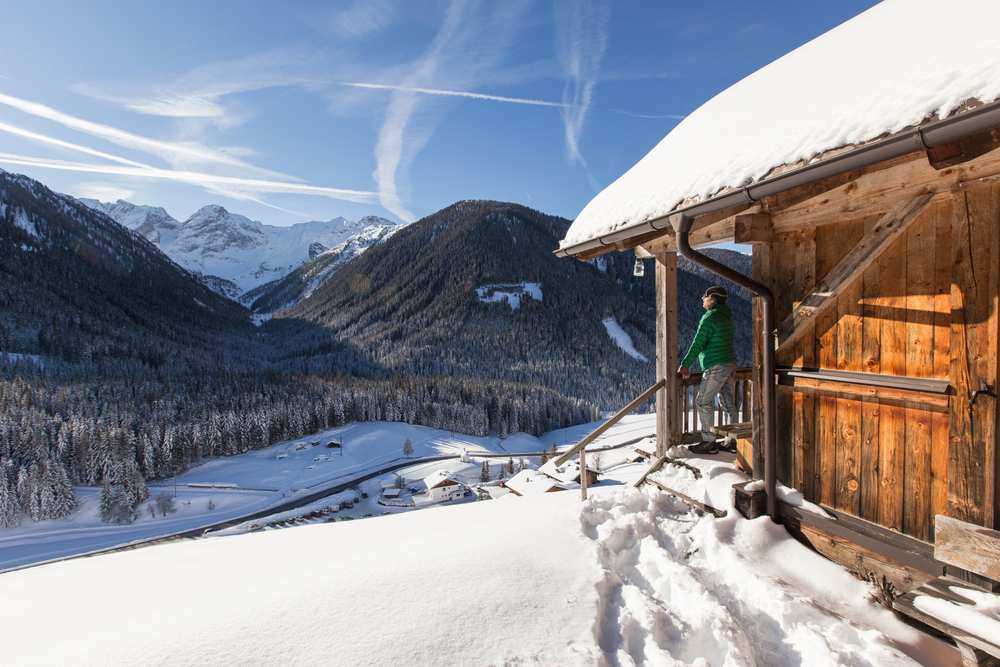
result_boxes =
[836,277,864,515]
[931,200,954,533]
[877,231,908,531]
[815,222,848,508]
[791,230,817,497]
[903,211,936,540]
[949,184,1000,529]
[861,213,883,523]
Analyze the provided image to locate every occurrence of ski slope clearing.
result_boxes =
[602,317,649,362]
[0,416,655,571]
[0,450,958,665]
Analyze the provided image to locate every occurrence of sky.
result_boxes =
[0,0,878,227]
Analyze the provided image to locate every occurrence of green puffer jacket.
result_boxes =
[681,303,736,371]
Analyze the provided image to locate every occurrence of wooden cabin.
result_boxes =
[557,4,1000,660]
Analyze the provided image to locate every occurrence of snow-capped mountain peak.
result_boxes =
[78,198,181,245]
[79,197,401,298]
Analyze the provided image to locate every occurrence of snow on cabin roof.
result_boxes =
[422,469,460,490]
[539,459,597,485]
[560,0,1000,250]
[506,469,574,496]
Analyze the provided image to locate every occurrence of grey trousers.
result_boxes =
[696,363,736,442]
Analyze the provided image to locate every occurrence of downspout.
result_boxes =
[672,214,778,520]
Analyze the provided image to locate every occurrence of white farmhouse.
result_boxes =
[422,470,466,502]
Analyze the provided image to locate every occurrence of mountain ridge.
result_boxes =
[79,198,400,298]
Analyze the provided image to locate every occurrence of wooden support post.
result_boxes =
[776,193,934,354]
[580,447,588,501]
[655,251,679,457]
[751,232,773,480]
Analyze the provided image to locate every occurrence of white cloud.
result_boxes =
[0,91,287,176]
[0,120,151,168]
[71,182,134,202]
[323,0,397,38]
[371,0,533,222]
[554,0,611,178]
[0,152,378,204]
[73,50,318,128]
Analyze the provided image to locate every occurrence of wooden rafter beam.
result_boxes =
[775,192,934,354]
[639,204,761,255]
[733,212,772,244]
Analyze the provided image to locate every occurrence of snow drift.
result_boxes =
[0,455,958,665]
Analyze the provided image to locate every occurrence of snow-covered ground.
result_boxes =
[0,443,959,665]
[475,281,543,310]
[0,415,655,571]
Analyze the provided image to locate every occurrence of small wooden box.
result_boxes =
[733,480,767,520]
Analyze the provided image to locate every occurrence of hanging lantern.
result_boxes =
[633,256,645,277]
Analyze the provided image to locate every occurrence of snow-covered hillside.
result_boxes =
[80,198,398,296]
[241,221,400,313]
[0,442,958,665]
[0,416,655,572]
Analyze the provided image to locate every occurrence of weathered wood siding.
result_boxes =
[770,185,1000,542]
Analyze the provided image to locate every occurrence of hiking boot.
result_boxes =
[687,440,719,455]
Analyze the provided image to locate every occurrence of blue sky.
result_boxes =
[0,0,877,226]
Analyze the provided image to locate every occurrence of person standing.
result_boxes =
[678,286,737,454]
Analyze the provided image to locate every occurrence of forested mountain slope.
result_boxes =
[277,200,752,410]
[0,170,252,371]
[243,223,398,314]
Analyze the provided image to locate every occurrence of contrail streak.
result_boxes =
[338,81,572,108]
[0,153,378,204]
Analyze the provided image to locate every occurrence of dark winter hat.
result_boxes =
[703,286,728,301]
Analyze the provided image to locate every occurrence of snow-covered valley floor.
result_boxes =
[0,442,959,665]
[0,416,655,572]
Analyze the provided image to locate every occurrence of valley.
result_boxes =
[0,168,750,536]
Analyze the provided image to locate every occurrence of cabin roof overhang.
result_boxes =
[555,100,1000,260]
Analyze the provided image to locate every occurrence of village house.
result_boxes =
[420,470,466,503]
[539,458,599,488]
[555,3,1000,661]
[505,469,574,497]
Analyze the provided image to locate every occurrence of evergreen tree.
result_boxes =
[479,460,490,482]
[99,482,114,523]
[0,474,19,528]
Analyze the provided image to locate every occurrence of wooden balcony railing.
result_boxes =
[556,367,753,501]
[677,366,753,434]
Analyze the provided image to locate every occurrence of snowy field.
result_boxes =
[0,444,960,665]
[0,415,655,571]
